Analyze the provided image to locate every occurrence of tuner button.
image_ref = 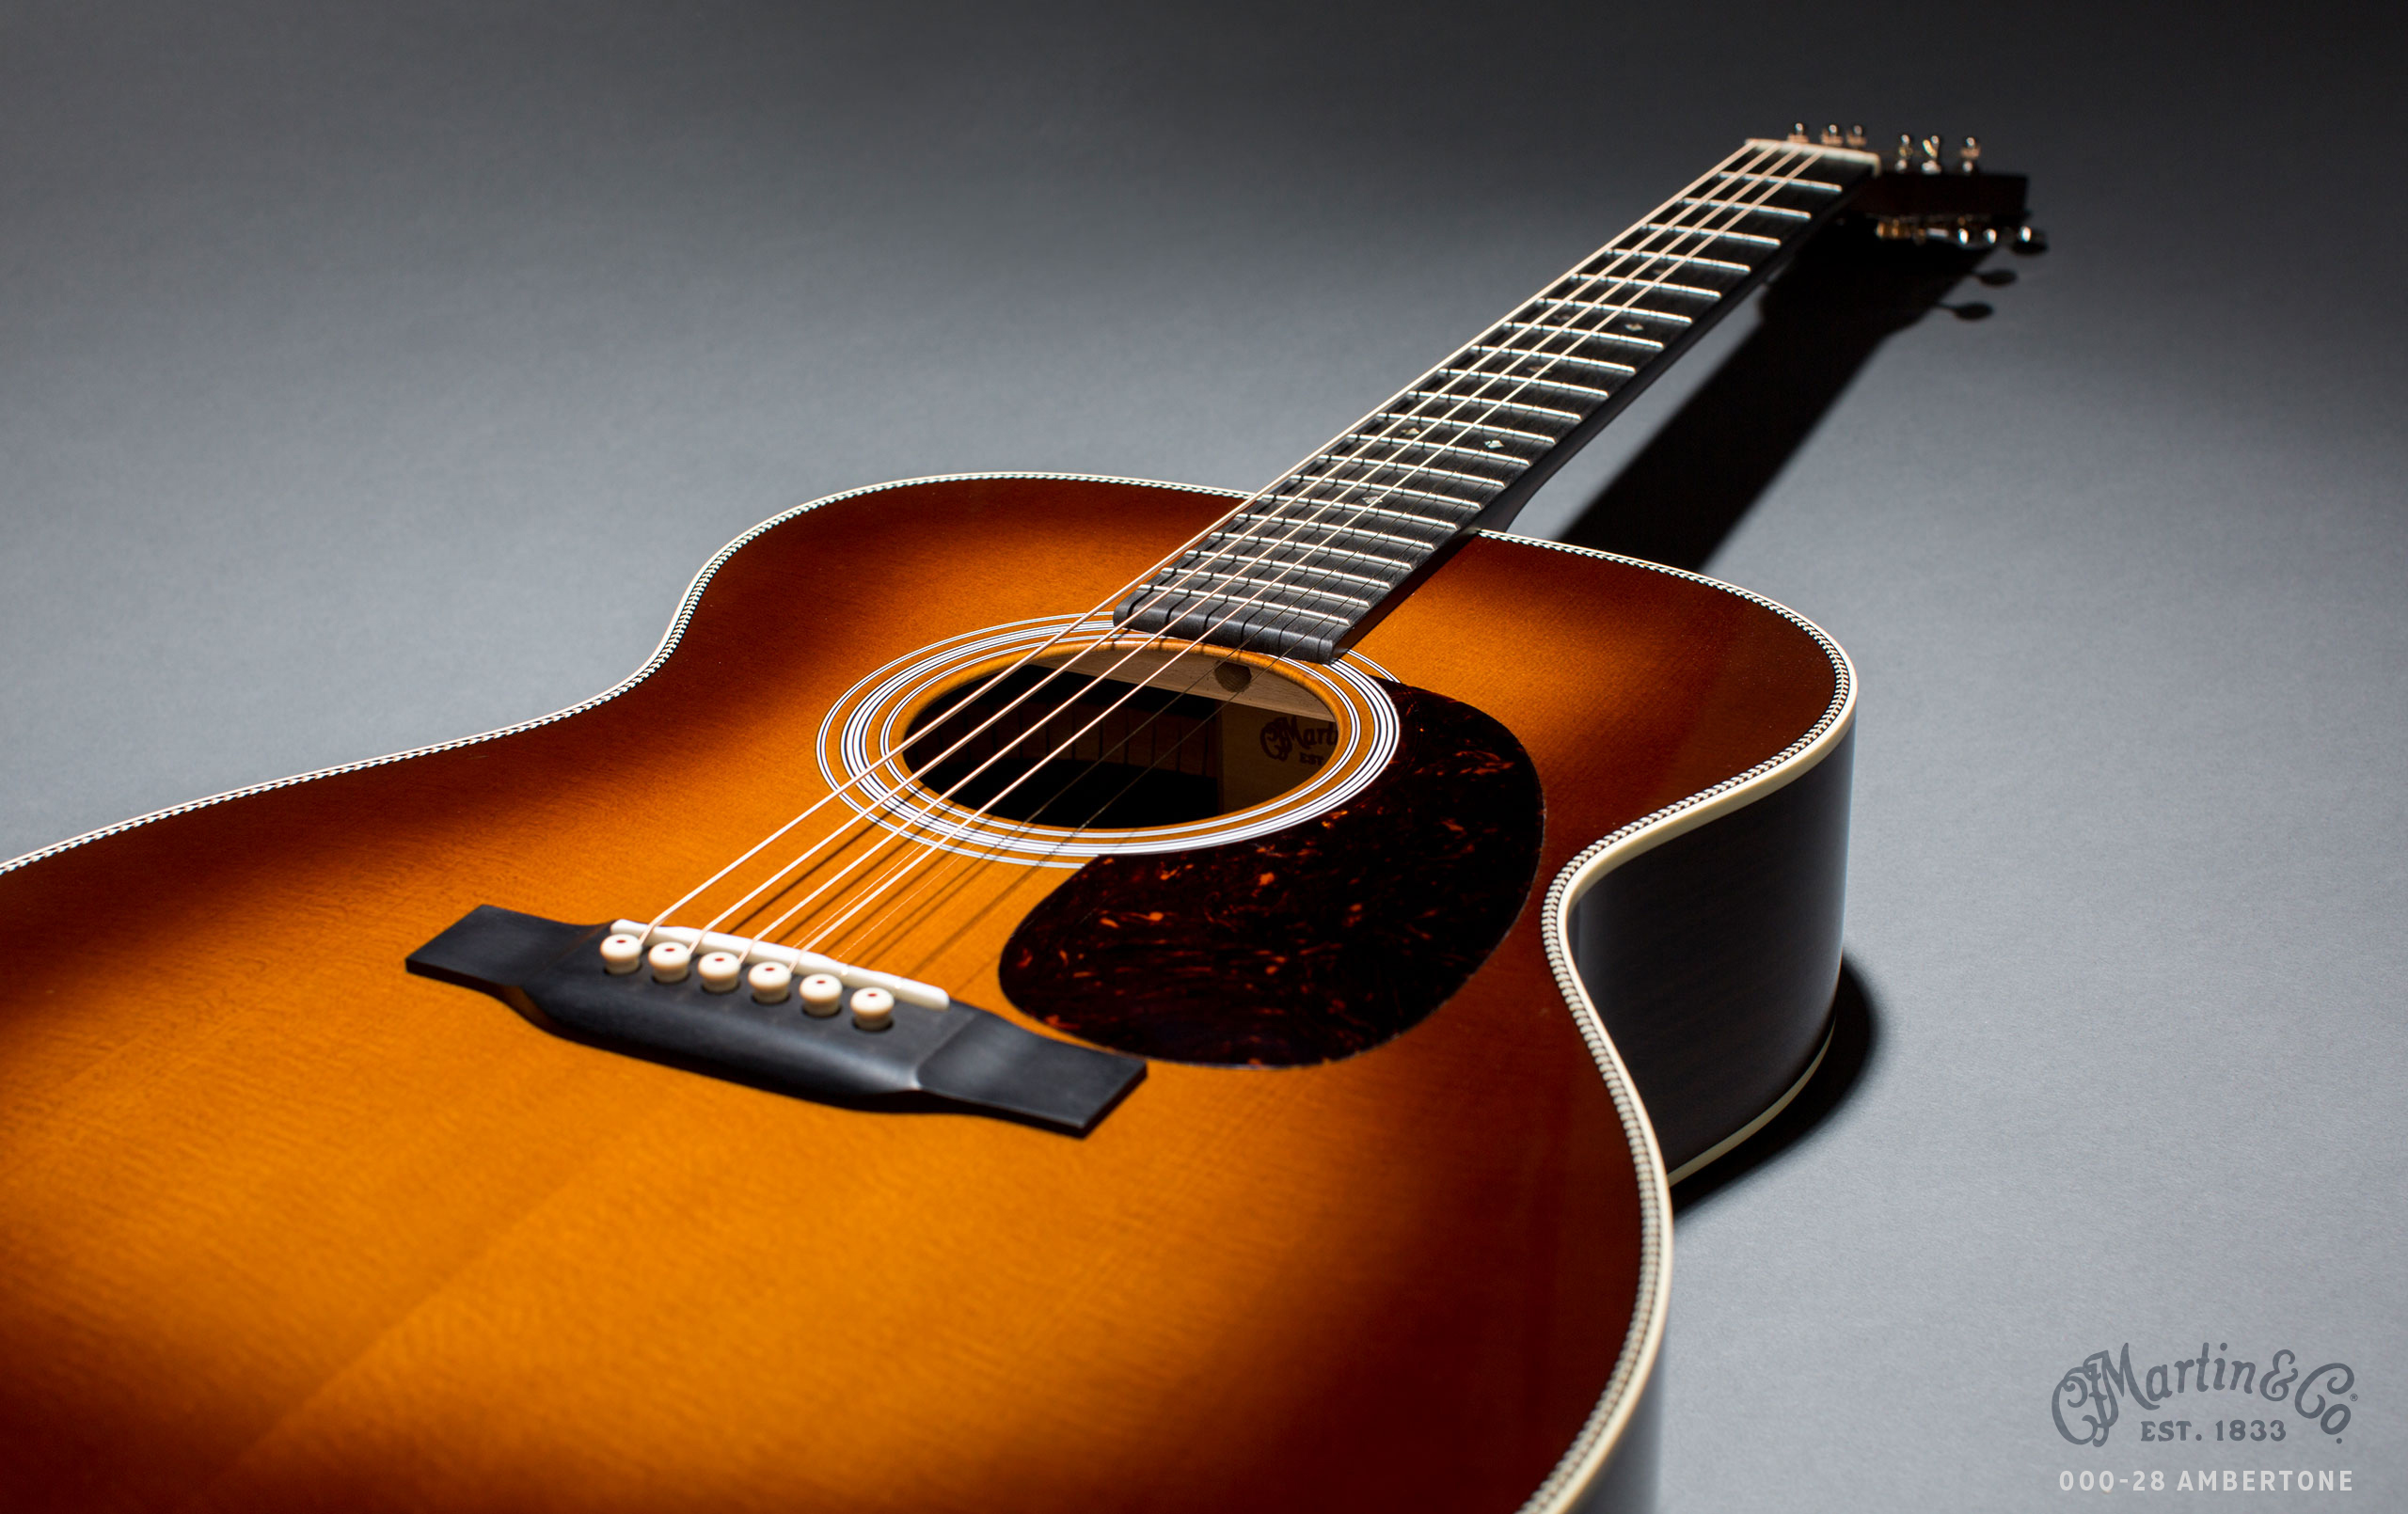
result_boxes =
[1919,134,1943,174]
[697,949,744,993]
[600,933,645,975]
[1846,124,1867,149]
[1957,134,1982,174]
[648,940,692,983]
[1893,134,1915,171]
[1820,122,1842,146]
[748,961,793,1002]
[2014,224,2051,255]
[851,986,895,1031]
[799,971,844,1016]
[1788,121,1810,142]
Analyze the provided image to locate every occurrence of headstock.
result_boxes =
[1786,121,2046,254]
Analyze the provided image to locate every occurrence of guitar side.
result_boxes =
[0,474,1847,1512]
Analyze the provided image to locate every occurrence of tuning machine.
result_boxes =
[1788,121,1867,149]
[1849,132,2039,252]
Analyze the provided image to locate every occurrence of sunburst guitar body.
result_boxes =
[0,136,2024,1511]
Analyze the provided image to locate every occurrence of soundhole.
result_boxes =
[900,654,1340,830]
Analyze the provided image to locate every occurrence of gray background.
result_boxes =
[4,2,2400,1507]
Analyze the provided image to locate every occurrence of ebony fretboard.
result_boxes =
[1115,138,1879,660]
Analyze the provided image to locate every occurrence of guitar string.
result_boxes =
[820,647,1302,970]
[786,636,1279,961]
[689,144,1820,958]
[638,140,1794,957]
[640,140,1798,953]
[724,147,1834,966]
[824,676,1247,969]
[700,143,1832,965]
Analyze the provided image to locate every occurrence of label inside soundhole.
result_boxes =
[900,655,1339,830]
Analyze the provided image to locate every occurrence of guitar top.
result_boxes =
[0,132,2024,1512]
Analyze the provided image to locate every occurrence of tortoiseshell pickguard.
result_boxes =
[999,683,1544,1066]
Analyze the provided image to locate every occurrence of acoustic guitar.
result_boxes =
[0,130,2024,1511]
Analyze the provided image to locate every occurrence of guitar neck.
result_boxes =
[1116,136,1880,661]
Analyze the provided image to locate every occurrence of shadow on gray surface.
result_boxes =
[1559,234,2008,573]
[1671,959,1878,1215]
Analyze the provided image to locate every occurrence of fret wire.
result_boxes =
[1310,450,1509,494]
[1272,144,1822,592]
[1633,220,1783,246]
[1200,574,1381,607]
[1244,495,1466,531]
[1279,473,1485,513]
[1433,365,1614,402]
[1340,148,1838,641]
[1675,196,1811,220]
[1344,428,1536,465]
[1187,548,1395,591]
[1125,142,1855,656]
[1217,539,1418,574]
[1418,147,1814,443]
[1486,149,1831,431]
[1153,594,1357,629]
[1404,388,1585,423]
[1465,343,1637,379]
[1711,168,1843,191]
[1242,496,1445,536]
[1591,247,1752,276]
[1526,292,1692,328]
[1279,496,1484,532]
[1375,410,1564,447]
[1497,319,1665,353]
[1343,145,1794,471]
[1471,146,1845,402]
[1253,503,1461,544]
[1557,272,1723,301]
[1339,428,1521,469]
[1243,518,1449,553]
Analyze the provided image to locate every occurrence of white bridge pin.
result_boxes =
[599,933,644,975]
[648,940,692,983]
[798,972,844,1017]
[850,986,895,1031]
[697,950,744,993]
[748,961,792,1003]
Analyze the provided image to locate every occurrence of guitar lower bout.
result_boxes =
[0,469,1854,1514]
